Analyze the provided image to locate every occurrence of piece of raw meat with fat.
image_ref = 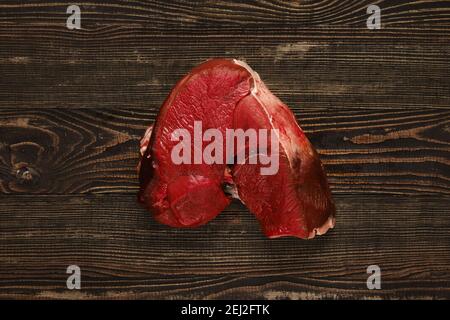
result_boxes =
[138,59,335,239]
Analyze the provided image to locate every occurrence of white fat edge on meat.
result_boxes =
[140,125,154,157]
[307,215,336,239]
[233,59,317,177]
[232,59,295,171]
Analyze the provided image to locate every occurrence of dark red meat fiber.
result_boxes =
[138,59,335,239]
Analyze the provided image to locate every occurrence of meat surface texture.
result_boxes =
[138,59,335,239]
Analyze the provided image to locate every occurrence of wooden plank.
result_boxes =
[0,0,449,301]
[0,107,448,196]
[0,0,449,27]
[0,194,448,299]
[0,26,449,109]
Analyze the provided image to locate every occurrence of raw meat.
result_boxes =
[138,59,335,238]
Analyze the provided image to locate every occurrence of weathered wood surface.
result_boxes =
[0,1,449,299]
[0,195,449,299]
[0,0,449,27]
[0,108,448,195]
[1,26,449,109]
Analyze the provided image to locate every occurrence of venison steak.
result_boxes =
[138,59,335,239]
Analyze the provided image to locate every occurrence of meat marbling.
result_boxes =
[138,59,335,239]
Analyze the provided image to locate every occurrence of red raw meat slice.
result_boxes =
[139,59,252,227]
[138,59,335,238]
[231,61,335,238]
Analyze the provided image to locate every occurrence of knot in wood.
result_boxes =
[15,166,40,185]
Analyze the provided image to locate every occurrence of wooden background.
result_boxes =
[0,0,449,299]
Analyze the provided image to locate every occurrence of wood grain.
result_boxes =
[0,107,448,196]
[0,26,449,109]
[0,0,449,300]
[0,0,450,27]
[0,194,449,299]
